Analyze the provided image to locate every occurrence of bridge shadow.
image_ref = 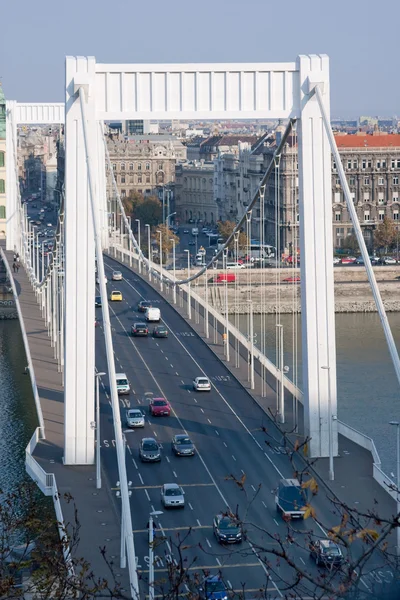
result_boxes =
[37,386,64,403]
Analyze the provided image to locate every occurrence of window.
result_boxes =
[363,192,370,202]
[351,192,356,202]
[145,163,150,171]
[347,160,352,169]
[335,177,340,186]
[158,163,163,171]
[379,210,385,221]
[364,177,370,185]
[349,177,355,186]
[0,152,4,167]
[393,192,399,202]
[368,160,371,168]
[137,175,142,184]
[334,192,341,203]
[335,212,341,222]
[378,177,384,185]
[392,159,396,169]
[394,211,399,221]
[129,163,134,171]
[397,160,400,169]
[0,180,4,194]
[121,163,125,171]
[382,160,386,168]
[376,160,381,169]
[0,205,5,219]
[378,192,384,204]
[121,177,125,184]
[130,176,134,183]
[364,212,370,222]
[362,160,366,170]
[112,163,117,171]
[353,160,358,169]
[146,175,150,184]
[121,190,126,197]
[394,176,399,185]
[137,163,142,171]
[332,161,337,171]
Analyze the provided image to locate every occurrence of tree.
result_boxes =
[217,220,248,252]
[152,223,179,261]
[132,196,162,228]
[374,217,396,254]
[122,191,144,216]
[342,233,359,254]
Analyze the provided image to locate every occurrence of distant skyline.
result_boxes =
[1,0,398,117]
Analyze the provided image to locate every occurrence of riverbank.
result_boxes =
[174,266,400,313]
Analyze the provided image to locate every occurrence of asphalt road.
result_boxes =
[93,256,395,599]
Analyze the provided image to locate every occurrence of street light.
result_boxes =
[156,229,163,292]
[322,365,334,481]
[166,211,176,228]
[94,371,106,489]
[145,224,151,282]
[149,510,163,600]
[389,421,400,556]
[184,249,191,319]
[135,218,141,273]
[127,216,132,268]
[169,238,176,304]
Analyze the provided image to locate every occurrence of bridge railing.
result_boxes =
[0,247,45,433]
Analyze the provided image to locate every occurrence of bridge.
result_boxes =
[3,54,400,598]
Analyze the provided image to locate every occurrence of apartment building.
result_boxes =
[175,161,215,223]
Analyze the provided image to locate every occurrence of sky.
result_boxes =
[1,0,398,118]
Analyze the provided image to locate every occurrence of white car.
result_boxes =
[333,257,340,265]
[226,262,245,269]
[193,376,211,391]
[160,483,185,508]
[381,256,397,265]
[96,275,108,284]
[126,408,145,428]
[112,270,123,281]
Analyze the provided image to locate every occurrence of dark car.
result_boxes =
[198,576,228,600]
[213,514,242,544]
[171,434,195,456]
[131,322,149,336]
[95,296,102,307]
[153,325,168,338]
[310,539,344,568]
[188,240,195,246]
[183,229,189,234]
[138,300,152,312]
[139,437,161,462]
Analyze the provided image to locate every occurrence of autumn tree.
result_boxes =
[217,220,248,252]
[122,191,144,216]
[374,217,396,254]
[152,223,179,261]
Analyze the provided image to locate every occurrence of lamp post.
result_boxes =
[145,224,151,282]
[184,249,191,319]
[95,371,106,489]
[389,421,400,556]
[276,324,285,424]
[223,250,230,362]
[156,229,163,292]
[127,216,132,268]
[134,218,141,273]
[166,211,176,228]
[170,238,176,304]
[322,365,334,481]
[149,510,163,600]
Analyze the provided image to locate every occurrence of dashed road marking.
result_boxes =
[196,519,202,527]
[205,538,212,548]
[207,418,212,424]
[138,473,144,485]
[144,489,150,501]
[188,502,194,510]
[173,470,178,478]
[223,442,227,448]
[232,455,236,461]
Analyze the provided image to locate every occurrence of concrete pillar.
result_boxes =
[297,55,338,458]
[5,101,20,252]
[64,56,96,464]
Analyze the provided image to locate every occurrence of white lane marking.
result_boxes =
[126,445,132,455]
[207,418,212,424]
[173,471,178,478]
[196,519,202,527]
[187,390,191,394]
[194,398,197,403]
[200,408,204,413]
[188,502,194,510]
[232,455,236,461]
[215,430,219,436]
[132,458,138,469]
[138,473,144,485]
[170,364,174,368]
[153,431,158,437]
[205,538,212,548]
[160,349,164,354]
[166,456,170,463]
[273,518,279,527]
[216,557,221,566]
[151,504,155,512]
[262,501,267,508]
[251,485,256,492]
[299,557,305,565]
[223,442,227,448]
[175,372,179,376]
[156,343,159,346]
[181,380,185,384]
[165,356,168,361]
[144,489,150,501]
[227,581,232,590]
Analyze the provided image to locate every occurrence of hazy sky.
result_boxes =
[1,0,398,117]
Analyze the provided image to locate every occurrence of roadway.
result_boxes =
[93,256,393,599]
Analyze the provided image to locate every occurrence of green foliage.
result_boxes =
[133,196,162,227]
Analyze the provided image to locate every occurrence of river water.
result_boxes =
[233,312,400,480]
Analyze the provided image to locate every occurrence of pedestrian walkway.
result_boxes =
[1,244,130,594]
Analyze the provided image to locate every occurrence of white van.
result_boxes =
[116,373,130,395]
[145,307,161,322]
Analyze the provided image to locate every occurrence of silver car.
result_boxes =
[112,270,123,281]
[161,483,185,508]
[139,437,161,462]
[193,376,211,391]
[126,408,145,428]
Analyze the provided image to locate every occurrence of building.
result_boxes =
[124,120,159,136]
[175,161,216,224]
[105,133,186,199]
[0,85,5,239]
[200,134,258,161]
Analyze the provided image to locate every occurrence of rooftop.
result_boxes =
[334,133,400,148]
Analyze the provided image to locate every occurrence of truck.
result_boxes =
[275,478,307,519]
[145,307,161,322]
[192,227,199,236]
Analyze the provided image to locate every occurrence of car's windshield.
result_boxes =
[143,441,158,451]
[165,488,182,496]
[175,438,191,445]
[114,271,121,276]
[117,379,128,386]
[198,378,208,384]
[141,302,151,307]
[128,410,141,418]
[219,518,237,529]
[322,546,341,556]
[207,581,225,592]
[135,323,145,328]
[154,400,166,406]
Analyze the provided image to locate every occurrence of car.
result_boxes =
[198,575,228,600]
[340,256,356,264]
[183,229,189,234]
[139,437,161,462]
[95,296,102,307]
[309,539,344,568]
[171,434,195,456]
[226,262,245,269]
[153,325,168,338]
[160,483,185,508]
[188,240,195,245]
[145,307,161,322]
[96,275,108,284]
[46,223,52,227]
[149,397,171,416]
[213,514,242,544]
[201,227,209,233]
[137,300,152,312]
[380,256,397,265]
[126,408,145,428]
[131,322,149,336]
[110,290,123,301]
[193,376,211,391]
[275,478,307,519]
[283,276,300,283]
[112,270,123,281]
[355,256,364,265]
[333,257,341,265]
[116,373,130,395]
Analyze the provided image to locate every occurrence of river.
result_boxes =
[233,312,400,480]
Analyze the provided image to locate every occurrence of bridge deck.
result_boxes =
[2,247,131,594]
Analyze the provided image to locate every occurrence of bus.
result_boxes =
[248,242,276,260]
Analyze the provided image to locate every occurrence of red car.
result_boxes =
[149,397,171,417]
[340,257,356,264]
[283,276,300,283]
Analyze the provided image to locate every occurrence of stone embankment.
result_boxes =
[174,266,400,313]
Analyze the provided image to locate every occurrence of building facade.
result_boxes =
[0,85,6,238]
[175,161,215,223]
[105,134,186,199]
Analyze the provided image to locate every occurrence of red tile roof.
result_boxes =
[334,134,400,148]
